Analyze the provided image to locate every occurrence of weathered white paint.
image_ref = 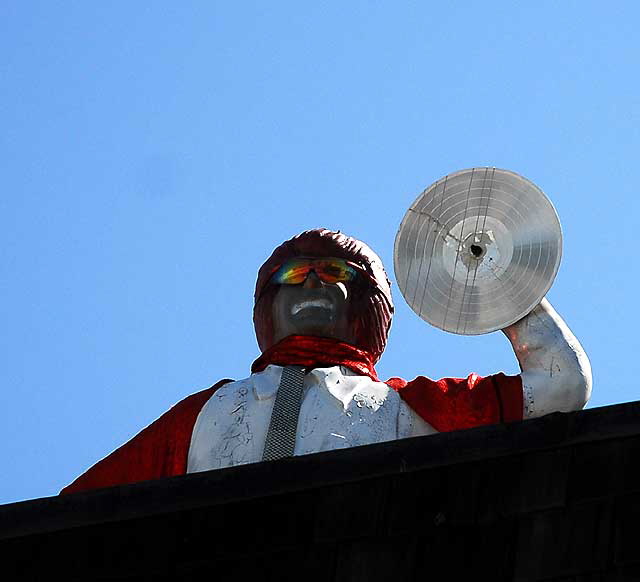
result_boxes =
[503,298,592,419]
[188,298,591,472]
[187,365,436,473]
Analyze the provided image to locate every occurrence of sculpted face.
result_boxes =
[271,269,354,345]
[254,230,394,361]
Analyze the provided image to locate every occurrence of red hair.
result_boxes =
[253,229,394,363]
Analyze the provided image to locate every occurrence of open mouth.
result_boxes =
[291,298,333,316]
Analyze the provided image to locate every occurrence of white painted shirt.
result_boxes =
[187,364,437,473]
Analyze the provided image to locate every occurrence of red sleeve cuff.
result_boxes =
[492,373,523,423]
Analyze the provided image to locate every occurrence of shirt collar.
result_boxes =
[252,364,359,403]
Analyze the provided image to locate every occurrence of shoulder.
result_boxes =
[60,379,234,495]
[387,372,518,393]
[165,379,235,420]
[385,373,523,431]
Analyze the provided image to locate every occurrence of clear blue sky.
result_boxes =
[2,2,638,504]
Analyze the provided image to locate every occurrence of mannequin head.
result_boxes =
[253,229,393,363]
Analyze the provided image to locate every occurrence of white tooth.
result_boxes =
[291,299,332,315]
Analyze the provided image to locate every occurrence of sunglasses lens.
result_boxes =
[271,260,311,284]
[314,259,357,283]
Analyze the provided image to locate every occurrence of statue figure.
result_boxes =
[62,229,591,494]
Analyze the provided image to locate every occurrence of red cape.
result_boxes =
[61,372,521,495]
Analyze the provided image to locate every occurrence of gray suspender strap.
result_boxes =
[262,365,306,461]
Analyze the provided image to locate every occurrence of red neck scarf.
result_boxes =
[251,335,379,381]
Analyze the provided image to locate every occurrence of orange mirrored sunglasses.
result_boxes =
[269,257,367,286]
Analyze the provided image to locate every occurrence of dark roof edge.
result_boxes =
[2,399,639,540]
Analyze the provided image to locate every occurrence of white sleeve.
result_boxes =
[502,298,592,419]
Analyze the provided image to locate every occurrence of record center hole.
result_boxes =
[470,244,484,258]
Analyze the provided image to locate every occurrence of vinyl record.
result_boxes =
[394,167,562,335]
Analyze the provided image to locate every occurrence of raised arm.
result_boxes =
[502,298,592,419]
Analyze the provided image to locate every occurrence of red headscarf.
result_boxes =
[253,229,394,364]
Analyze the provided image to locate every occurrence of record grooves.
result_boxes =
[394,167,562,335]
